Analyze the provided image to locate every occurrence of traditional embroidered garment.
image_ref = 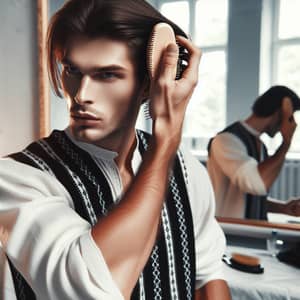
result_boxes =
[8,129,196,300]
[208,122,268,220]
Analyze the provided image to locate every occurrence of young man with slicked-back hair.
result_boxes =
[0,1,231,299]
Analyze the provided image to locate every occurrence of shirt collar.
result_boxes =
[240,121,261,137]
[64,127,142,166]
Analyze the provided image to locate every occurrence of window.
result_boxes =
[158,0,229,155]
[263,0,300,155]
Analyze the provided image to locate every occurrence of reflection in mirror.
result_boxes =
[44,0,300,230]
[206,85,300,225]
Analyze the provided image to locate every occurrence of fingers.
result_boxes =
[280,97,297,144]
[149,37,201,120]
[287,199,300,216]
[282,97,293,120]
[175,35,202,83]
[157,43,179,81]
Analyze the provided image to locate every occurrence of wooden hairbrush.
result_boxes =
[147,22,185,80]
[144,22,185,119]
[231,253,260,267]
[223,253,264,274]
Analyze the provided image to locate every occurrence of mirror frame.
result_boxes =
[38,0,300,233]
[217,217,300,232]
[37,0,50,138]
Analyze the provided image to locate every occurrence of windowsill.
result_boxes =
[189,149,300,161]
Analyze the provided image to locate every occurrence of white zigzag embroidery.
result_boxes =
[54,132,107,215]
[161,204,179,299]
[23,149,55,176]
[151,245,162,300]
[170,174,192,300]
[138,130,192,300]
[38,140,98,225]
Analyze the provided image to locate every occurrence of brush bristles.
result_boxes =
[146,38,155,79]
[143,100,151,120]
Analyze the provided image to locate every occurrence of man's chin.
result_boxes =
[70,127,104,144]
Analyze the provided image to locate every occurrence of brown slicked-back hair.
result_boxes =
[252,85,300,117]
[47,0,187,97]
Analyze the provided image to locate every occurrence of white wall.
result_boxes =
[226,0,262,124]
[0,0,39,157]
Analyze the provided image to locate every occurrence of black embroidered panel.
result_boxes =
[135,130,196,300]
[208,122,268,220]
[44,131,115,218]
[9,130,196,300]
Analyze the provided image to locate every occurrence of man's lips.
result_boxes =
[71,112,100,121]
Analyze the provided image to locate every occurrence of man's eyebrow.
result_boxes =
[91,65,128,72]
[61,58,127,72]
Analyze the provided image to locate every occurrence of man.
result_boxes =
[0,0,230,299]
[207,85,300,220]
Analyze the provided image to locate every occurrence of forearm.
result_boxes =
[258,141,289,190]
[92,36,200,297]
[91,141,176,296]
[197,280,231,300]
[267,197,300,216]
[267,198,285,213]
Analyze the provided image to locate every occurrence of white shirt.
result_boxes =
[0,131,226,300]
[207,121,267,218]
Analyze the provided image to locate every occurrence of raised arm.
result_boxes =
[267,197,300,216]
[258,97,297,190]
[91,37,201,298]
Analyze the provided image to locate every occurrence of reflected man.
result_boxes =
[207,85,300,219]
[0,0,231,299]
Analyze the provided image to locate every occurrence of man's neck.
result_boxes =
[244,114,270,135]
[113,129,137,173]
[112,129,137,192]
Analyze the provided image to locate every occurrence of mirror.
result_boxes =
[40,0,300,232]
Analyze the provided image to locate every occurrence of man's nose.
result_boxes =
[74,76,94,104]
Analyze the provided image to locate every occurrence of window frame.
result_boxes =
[155,0,228,156]
[267,0,300,157]
[271,0,300,85]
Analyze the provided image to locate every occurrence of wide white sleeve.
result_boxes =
[0,158,123,300]
[180,149,227,289]
[211,133,267,195]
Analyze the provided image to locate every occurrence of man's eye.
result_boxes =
[64,65,81,76]
[95,72,118,80]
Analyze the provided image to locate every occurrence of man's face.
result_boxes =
[61,35,143,148]
[265,97,294,137]
[266,111,282,137]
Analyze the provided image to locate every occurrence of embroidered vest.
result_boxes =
[208,122,268,220]
[9,130,196,300]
